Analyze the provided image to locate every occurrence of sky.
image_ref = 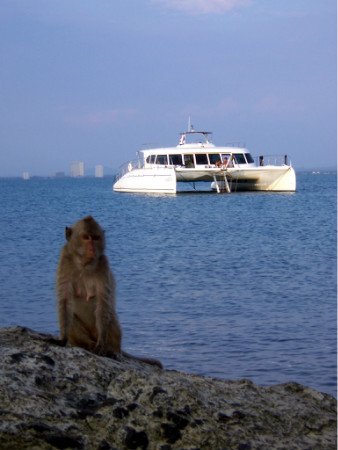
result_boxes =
[0,0,336,176]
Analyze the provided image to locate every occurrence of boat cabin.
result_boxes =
[140,131,255,169]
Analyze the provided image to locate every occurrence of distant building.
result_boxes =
[22,172,30,180]
[95,165,104,178]
[70,161,85,177]
[55,171,65,178]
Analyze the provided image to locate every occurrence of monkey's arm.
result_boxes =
[94,294,120,355]
[94,267,122,355]
[58,296,68,343]
[56,256,73,343]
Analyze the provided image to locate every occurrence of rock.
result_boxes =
[0,326,336,449]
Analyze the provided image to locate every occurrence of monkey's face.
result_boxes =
[66,216,105,265]
[81,232,102,263]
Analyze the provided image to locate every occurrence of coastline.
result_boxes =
[0,326,336,449]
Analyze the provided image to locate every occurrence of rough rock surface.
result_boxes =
[0,327,336,450]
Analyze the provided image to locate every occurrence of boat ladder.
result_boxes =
[213,171,231,193]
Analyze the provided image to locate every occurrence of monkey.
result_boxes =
[56,215,162,368]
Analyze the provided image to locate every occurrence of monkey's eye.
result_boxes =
[82,234,90,240]
[92,235,101,241]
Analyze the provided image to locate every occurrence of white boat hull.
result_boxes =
[114,165,296,193]
[113,167,177,194]
[211,166,296,192]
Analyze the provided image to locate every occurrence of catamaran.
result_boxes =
[113,127,296,194]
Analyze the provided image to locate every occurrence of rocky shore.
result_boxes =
[0,326,336,449]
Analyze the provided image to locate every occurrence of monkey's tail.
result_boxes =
[122,351,163,369]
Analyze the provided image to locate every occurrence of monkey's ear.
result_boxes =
[65,227,73,241]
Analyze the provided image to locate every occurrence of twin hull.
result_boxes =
[113,166,296,194]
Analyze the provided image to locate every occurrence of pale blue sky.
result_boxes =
[0,0,336,176]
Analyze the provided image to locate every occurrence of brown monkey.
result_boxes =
[56,216,162,368]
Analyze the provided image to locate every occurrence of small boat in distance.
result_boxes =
[113,127,296,194]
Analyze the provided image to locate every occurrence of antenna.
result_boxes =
[188,116,194,132]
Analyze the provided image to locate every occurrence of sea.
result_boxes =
[0,172,336,397]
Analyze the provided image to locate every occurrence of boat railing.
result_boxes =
[254,154,291,167]
[114,159,142,182]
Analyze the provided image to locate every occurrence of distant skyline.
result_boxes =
[0,0,336,176]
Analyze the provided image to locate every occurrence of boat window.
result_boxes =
[220,154,233,167]
[233,153,247,164]
[208,154,221,165]
[155,155,168,165]
[221,154,231,162]
[195,154,208,165]
[146,155,156,164]
[245,153,254,163]
[169,154,183,165]
[183,155,195,168]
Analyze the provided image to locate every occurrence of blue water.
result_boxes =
[0,173,336,396]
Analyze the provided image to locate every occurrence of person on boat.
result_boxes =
[221,156,233,168]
